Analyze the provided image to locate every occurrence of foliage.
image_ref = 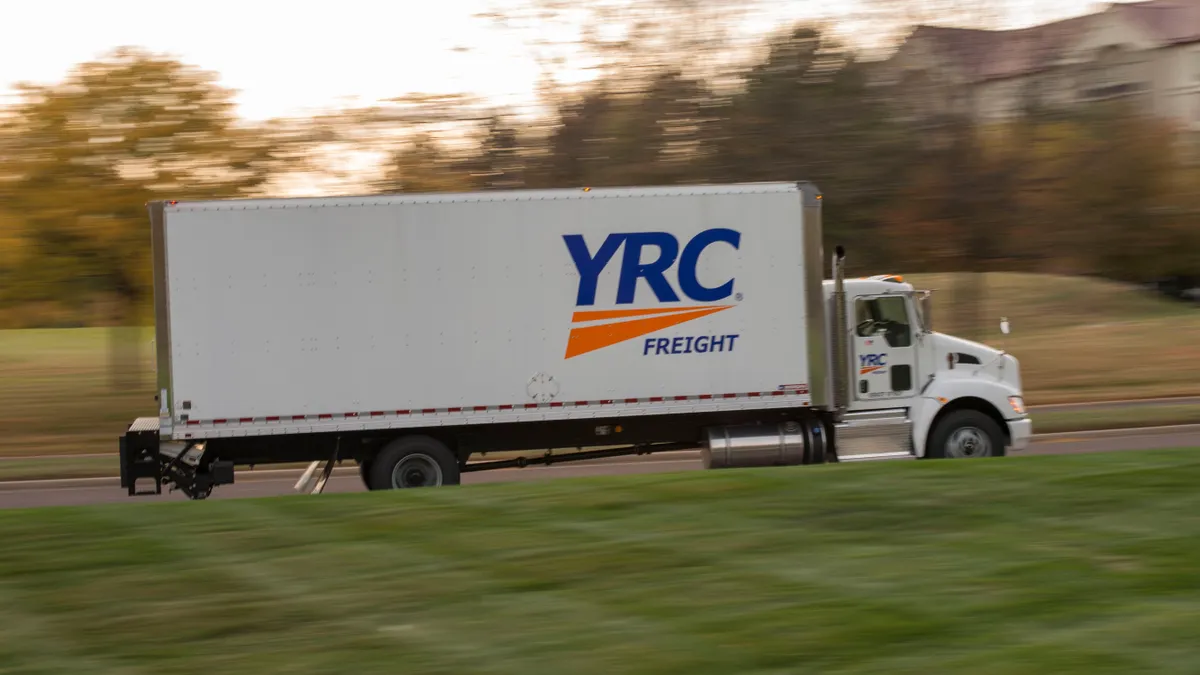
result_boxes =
[0,48,318,326]
[1,19,1198,328]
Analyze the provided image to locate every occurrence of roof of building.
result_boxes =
[901,0,1200,82]
[1115,0,1200,43]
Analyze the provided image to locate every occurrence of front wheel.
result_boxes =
[367,436,461,490]
[926,410,1005,459]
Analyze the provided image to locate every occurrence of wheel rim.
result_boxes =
[391,453,443,488]
[945,426,992,458]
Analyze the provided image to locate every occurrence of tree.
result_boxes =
[0,47,304,325]
[710,25,918,270]
[468,113,529,190]
[374,132,475,194]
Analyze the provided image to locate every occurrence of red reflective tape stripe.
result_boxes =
[201,390,804,429]
[186,420,199,426]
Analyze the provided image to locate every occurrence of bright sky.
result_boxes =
[1,0,1106,122]
[1,0,552,120]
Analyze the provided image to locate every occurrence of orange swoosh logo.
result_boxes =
[860,366,884,375]
[565,305,733,358]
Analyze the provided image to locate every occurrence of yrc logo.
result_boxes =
[860,353,888,375]
[562,228,741,358]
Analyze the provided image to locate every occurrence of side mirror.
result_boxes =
[1000,317,1010,335]
[918,291,933,332]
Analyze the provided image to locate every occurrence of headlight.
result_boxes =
[1008,396,1026,415]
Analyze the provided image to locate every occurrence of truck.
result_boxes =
[118,181,1033,499]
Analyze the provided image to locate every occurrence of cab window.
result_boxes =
[854,296,912,348]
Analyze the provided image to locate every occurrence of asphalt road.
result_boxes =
[1,425,1197,510]
[6,396,1196,464]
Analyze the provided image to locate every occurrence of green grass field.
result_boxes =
[1,450,1198,673]
[1032,405,1200,434]
[1,272,1197,459]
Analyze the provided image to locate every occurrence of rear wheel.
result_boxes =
[926,409,1005,459]
[367,436,460,490]
[358,458,373,489]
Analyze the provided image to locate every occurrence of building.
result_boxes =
[876,0,1200,132]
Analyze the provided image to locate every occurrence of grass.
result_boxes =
[0,272,1197,459]
[0,326,155,457]
[1033,405,1200,434]
[0,449,1198,673]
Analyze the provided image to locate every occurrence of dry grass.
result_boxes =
[909,273,1200,403]
[0,327,154,457]
[0,273,1197,458]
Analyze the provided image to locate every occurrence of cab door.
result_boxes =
[852,294,917,401]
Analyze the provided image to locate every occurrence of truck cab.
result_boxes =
[825,272,1033,462]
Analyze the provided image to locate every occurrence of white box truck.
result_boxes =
[119,182,1032,499]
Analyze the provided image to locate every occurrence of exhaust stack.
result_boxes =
[831,245,848,421]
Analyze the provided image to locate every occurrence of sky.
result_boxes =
[1,0,1109,122]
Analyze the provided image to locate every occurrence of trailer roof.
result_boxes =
[155,181,817,211]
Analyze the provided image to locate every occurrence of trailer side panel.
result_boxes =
[161,183,822,439]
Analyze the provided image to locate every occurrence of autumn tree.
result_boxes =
[708,26,919,270]
[0,47,310,326]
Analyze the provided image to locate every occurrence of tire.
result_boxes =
[358,459,373,489]
[926,409,1005,459]
[367,436,460,490]
[806,419,830,464]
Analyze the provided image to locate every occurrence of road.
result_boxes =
[1,425,1197,510]
[5,396,1196,463]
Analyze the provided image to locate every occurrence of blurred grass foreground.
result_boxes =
[1,271,1198,458]
[1,448,1198,673]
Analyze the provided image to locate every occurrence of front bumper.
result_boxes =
[1007,417,1033,452]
